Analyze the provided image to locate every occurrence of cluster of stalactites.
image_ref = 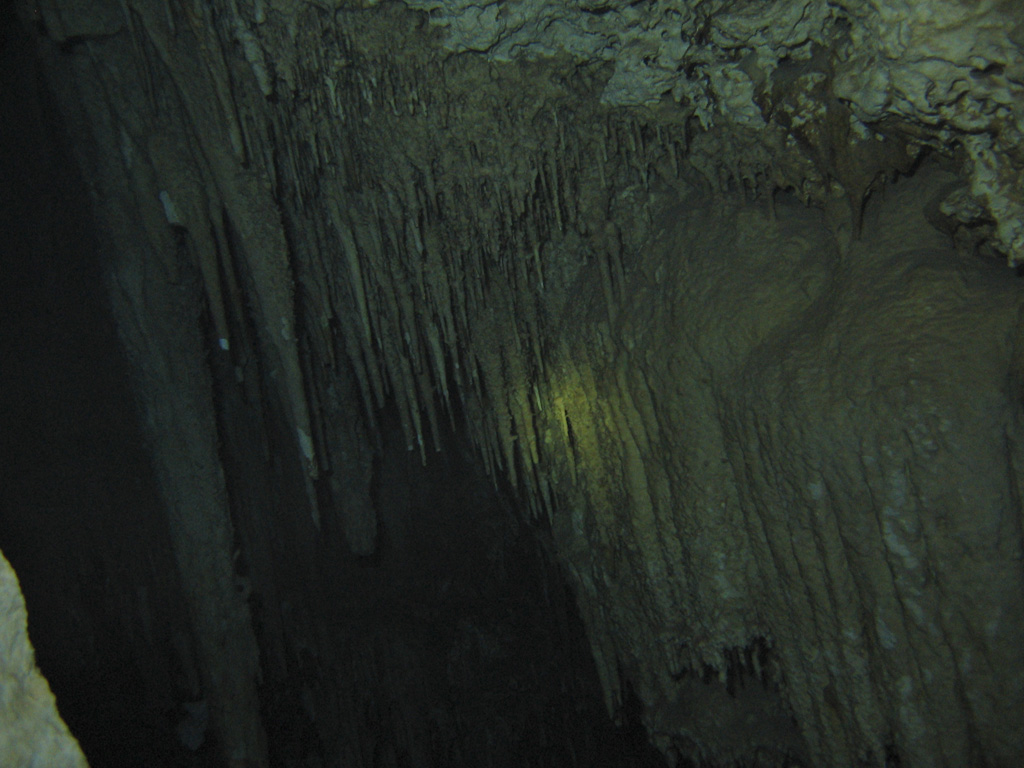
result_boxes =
[244,19,690,529]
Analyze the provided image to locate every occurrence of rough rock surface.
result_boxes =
[0,550,89,768]
[412,0,1024,263]
[11,0,1024,766]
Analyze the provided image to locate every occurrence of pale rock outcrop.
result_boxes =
[0,550,89,768]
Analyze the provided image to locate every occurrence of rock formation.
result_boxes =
[2,0,1022,766]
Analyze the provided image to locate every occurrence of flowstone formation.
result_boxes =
[14,0,1024,765]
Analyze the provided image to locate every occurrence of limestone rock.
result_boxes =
[0,550,89,768]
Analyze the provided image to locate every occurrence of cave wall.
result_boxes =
[7,0,1024,766]
[0,12,223,763]
[0,24,660,763]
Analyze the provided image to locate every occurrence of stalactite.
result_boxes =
[332,204,374,351]
[552,395,576,484]
[153,173,233,352]
[211,212,250,372]
[199,21,248,162]
[221,175,322,527]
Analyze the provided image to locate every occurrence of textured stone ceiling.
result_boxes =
[446,0,1024,259]
[228,0,1024,261]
